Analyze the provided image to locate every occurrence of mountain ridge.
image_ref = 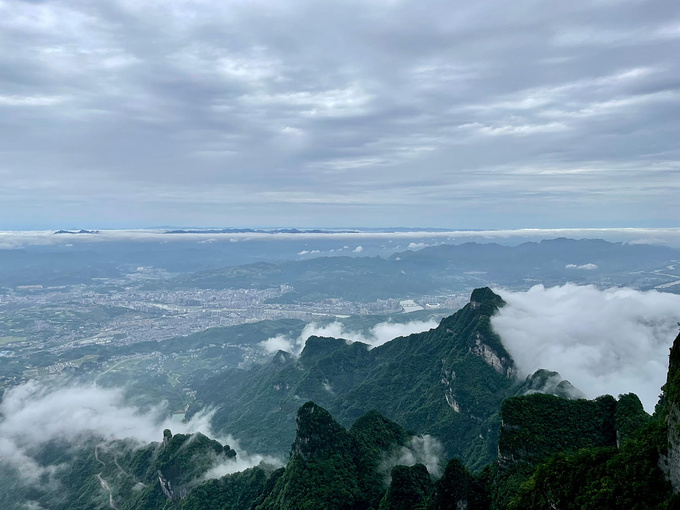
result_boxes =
[190,287,518,468]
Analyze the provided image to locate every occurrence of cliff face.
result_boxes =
[134,430,238,505]
[660,331,680,492]
[497,393,617,467]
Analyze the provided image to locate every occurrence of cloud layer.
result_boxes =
[260,319,439,355]
[5,227,680,250]
[0,379,279,483]
[0,0,678,228]
[492,284,680,411]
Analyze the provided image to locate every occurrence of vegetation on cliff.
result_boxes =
[5,291,680,509]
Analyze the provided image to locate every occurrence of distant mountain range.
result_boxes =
[164,228,362,234]
[2,237,678,292]
[53,229,101,235]
[167,238,680,300]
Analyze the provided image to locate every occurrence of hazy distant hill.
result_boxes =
[2,237,677,291]
[167,238,680,301]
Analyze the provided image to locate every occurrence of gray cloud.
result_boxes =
[492,284,680,412]
[0,0,679,227]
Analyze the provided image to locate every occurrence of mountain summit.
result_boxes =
[193,287,519,468]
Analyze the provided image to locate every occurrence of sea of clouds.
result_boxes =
[492,284,680,412]
[0,380,281,485]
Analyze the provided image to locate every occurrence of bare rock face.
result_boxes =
[470,332,516,379]
[156,430,237,501]
[158,470,188,501]
[440,363,460,412]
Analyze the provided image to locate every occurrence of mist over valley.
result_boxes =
[2,0,679,505]
[1,232,680,509]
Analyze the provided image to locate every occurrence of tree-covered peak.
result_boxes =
[432,287,514,381]
[614,393,650,446]
[432,287,505,342]
[299,335,349,366]
[469,287,505,312]
[350,409,411,451]
[379,463,433,510]
[270,349,296,367]
[516,369,585,400]
[293,401,352,461]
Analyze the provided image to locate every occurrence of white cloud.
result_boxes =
[353,245,363,253]
[407,242,428,250]
[259,319,438,355]
[492,284,680,411]
[0,95,66,106]
[475,121,569,137]
[260,334,296,354]
[202,452,281,480]
[0,380,278,483]
[202,435,282,480]
[382,435,444,478]
[565,263,598,270]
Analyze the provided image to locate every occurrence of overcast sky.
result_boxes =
[1,0,679,229]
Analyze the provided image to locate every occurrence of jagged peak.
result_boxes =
[469,287,505,310]
[292,402,351,460]
[433,287,515,379]
[520,369,585,400]
[350,409,393,432]
[350,409,410,450]
[438,287,504,331]
[299,336,347,365]
[270,349,295,366]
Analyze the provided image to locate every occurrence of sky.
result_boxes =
[1,0,679,229]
